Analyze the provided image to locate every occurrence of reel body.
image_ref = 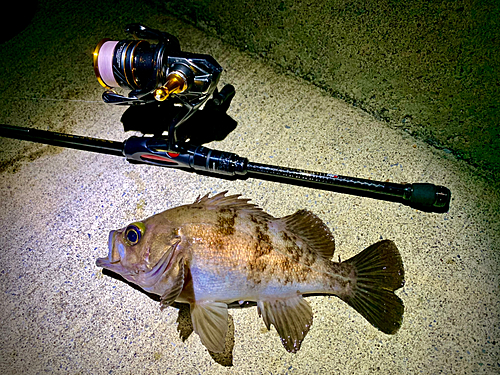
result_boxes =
[93,24,225,135]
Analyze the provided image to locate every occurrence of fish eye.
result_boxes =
[124,222,145,246]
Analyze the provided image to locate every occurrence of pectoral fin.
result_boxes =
[191,301,229,353]
[257,296,313,353]
[159,260,185,310]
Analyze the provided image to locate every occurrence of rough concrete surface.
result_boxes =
[0,0,499,374]
[157,0,500,179]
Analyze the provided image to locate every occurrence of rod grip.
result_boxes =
[408,183,451,209]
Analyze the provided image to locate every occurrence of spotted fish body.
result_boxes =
[97,192,405,353]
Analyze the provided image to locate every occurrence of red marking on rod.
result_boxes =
[167,152,180,158]
[141,154,175,162]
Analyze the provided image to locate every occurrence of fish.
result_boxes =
[96,191,405,353]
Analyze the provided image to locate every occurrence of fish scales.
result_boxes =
[182,206,351,299]
[97,191,405,354]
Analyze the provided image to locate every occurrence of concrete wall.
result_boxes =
[155,0,500,178]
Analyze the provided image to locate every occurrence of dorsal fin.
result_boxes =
[279,209,335,260]
[193,191,274,219]
[194,191,248,207]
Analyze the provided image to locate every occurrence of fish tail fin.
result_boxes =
[340,240,405,334]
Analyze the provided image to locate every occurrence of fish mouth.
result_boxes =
[96,231,180,289]
[96,230,122,268]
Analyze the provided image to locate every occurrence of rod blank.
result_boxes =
[0,124,451,212]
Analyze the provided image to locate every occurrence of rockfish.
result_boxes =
[96,192,404,353]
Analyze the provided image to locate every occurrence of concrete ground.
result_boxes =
[157,0,500,180]
[0,0,498,374]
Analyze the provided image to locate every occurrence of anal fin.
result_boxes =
[191,301,229,353]
[257,296,313,353]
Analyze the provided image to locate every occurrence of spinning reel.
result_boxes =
[93,23,234,149]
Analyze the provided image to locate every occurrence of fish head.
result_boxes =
[96,218,182,292]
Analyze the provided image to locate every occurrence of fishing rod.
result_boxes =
[0,123,450,212]
[0,24,451,212]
